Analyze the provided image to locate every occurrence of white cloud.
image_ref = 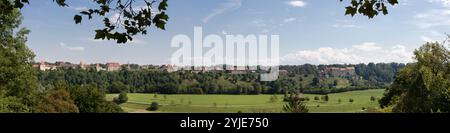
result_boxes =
[88,38,145,44]
[88,38,106,43]
[203,0,242,23]
[129,38,145,44]
[60,42,85,51]
[420,30,446,42]
[413,9,450,29]
[287,0,307,8]
[399,0,410,5]
[251,19,267,27]
[68,6,88,11]
[253,17,298,33]
[109,13,121,24]
[428,0,450,7]
[352,42,382,51]
[332,20,362,29]
[283,17,297,23]
[421,36,435,42]
[281,43,413,65]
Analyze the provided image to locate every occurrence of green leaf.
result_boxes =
[74,15,82,24]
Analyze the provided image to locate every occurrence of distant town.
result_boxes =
[32,61,270,74]
[33,61,360,78]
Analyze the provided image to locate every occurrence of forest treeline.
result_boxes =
[37,63,405,95]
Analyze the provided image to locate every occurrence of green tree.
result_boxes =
[147,102,159,111]
[380,42,450,113]
[0,4,38,112]
[283,93,309,113]
[322,95,329,102]
[108,81,129,93]
[314,96,320,101]
[0,92,29,113]
[113,92,128,104]
[340,0,398,18]
[370,96,376,102]
[70,85,123,113]
[36,89,79,113]
[269,95,278,103]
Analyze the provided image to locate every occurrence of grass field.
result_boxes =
[106,89,385,113]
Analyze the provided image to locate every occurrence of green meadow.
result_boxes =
[106,89,385,113]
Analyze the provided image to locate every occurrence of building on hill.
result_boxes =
[56,61,77,69]
[79,61,89,70]
[320,66,356,78]
[35,61,56,71]
[95,63,106,71]
[230,66,249,74]
[106,62,121,71]
[160,64,176,73]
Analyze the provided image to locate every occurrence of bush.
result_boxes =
[113,92,128,104]
[269,95,278,103]
[314,96,320,101]
[36,89,79,113]
[322,95,329,102]
[108,82,129,93]
[283,93,309,113]
[349,98,354,103]
[370,96,376,102]
[147,102,159,111]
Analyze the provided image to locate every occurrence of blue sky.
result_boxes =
[20,0,450,65]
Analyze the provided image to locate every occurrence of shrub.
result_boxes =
[349,98,354,103]
[314,96,320,101]
[322,95,329,102]
[147,102,159,111]
[370,96,376,102]
[113,92,128,104]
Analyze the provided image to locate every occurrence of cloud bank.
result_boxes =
[281,42,414,65]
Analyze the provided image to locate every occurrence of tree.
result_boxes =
[213,102,217,108]
[0,4,38,112]
[311,77,320,87]
[380,42,450,113]
[322,95,329,102]
[370,96,376,102]
[113,92,128,104]
[269,95,278,103]
[108,81,129,93]
[147,102,159,111]
[340,0,398,18]
[8,0,169,43]
[36,89,79,113]
[0,93,29,113]
[349,98,354,103]
[70,85,123,113]
[314,96,320,101]
[283,92,309,113]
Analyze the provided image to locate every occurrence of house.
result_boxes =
[36,61,56,71]
[230,66,249,74]
[95,63,106,71]
[79,61,89,70]
[320,66,356,77]
[160,64,176,73]
[106,62,121,71]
